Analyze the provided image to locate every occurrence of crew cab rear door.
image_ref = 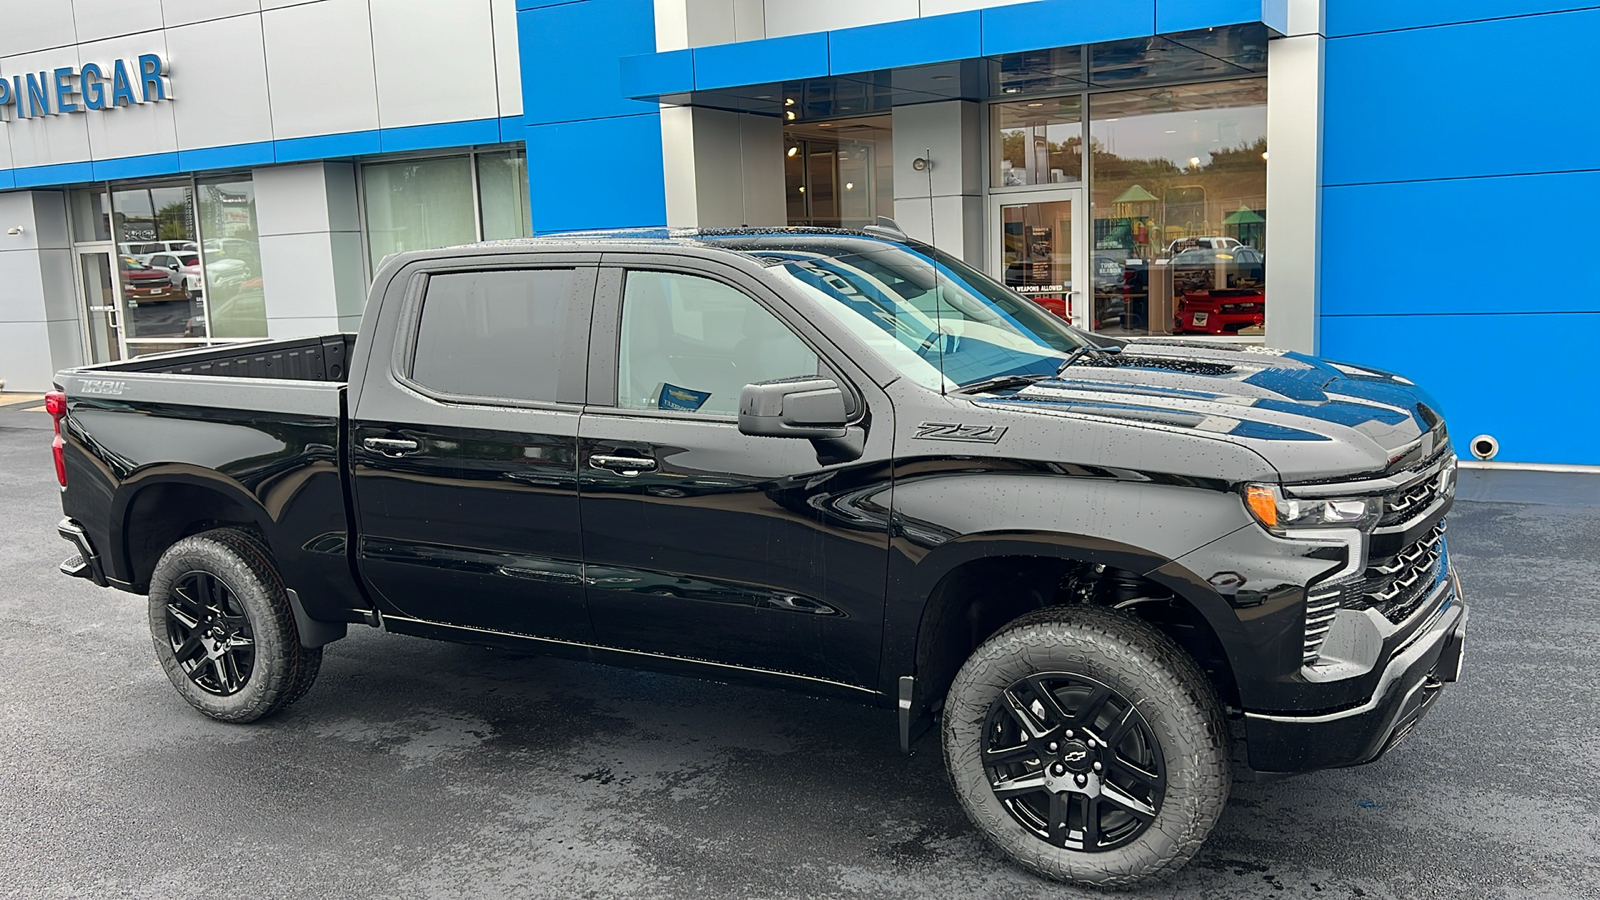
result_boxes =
[350,254,598,642]
[577,256,895,691]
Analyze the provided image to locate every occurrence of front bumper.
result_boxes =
[1242,573,1468,773]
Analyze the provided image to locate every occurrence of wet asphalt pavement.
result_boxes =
[2,400,1598,900]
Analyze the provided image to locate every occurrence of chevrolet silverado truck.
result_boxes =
[48,227,1468,887]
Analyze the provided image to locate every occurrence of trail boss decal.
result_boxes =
[915,422,1007,443]
[77,379,127,396]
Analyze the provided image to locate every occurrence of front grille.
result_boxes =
[1377,475,1440,527]
[1303,585,1341,665]
[1304,523,1446,665]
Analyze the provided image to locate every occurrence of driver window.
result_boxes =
[617,270,819,416]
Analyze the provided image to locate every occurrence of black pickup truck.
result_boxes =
[48,228,1467,887]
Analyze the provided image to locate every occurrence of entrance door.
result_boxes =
[990,189,1086,330]
[75,247,125,363]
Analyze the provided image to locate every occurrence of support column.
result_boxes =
[253,163,368,338]
[891,101,985,266]
[0,191,79,392]
[662,106,785,228]
[1264,1,1326,354]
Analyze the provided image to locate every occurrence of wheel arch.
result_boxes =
[894,532,1247,726]
[110,467,275,592]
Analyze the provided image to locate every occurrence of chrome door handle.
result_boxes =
[363,437,419,457]
[589,454,657,475]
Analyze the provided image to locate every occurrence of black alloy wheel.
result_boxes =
[164,570,256,696]
[982,672,1166,853]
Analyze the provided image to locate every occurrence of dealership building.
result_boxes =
[0,0,1594,466]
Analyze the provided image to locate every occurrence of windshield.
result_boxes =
[752,237,1097,390]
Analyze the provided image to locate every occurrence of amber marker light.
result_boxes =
[1245,484,1277,528]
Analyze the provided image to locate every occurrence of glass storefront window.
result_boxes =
[362,156,477,270]
[1088,78,1266,337]
[477,150,533,241]
[111,182,207,345]
[993,97,1083,187]
[784,116,893,229]
[197,176,268,339]
[70,189,113,242]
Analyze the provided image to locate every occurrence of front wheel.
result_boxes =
[942,605,1230,888]
[147,528,321,723]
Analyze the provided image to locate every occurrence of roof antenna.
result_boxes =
[921,149,947,396]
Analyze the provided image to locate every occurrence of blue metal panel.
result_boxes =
[1324,171,1600,317]
[981,0,1155,56]
[11,161,95,188]
[178,142,276,172]
[0,169,14,190]
[1327,0,1595,37]
[274,130,383,163]
[92,152,182,182]
[1324,9,1600,185]
[1320,312,1600,465]
[380,118,501,153]
[525,114,665,233]
[515,0,573,8]
[498,116,525,142]
[829,11,981,76]
[519,0,658,125]
[1157,0,1286,34]
[620,48,694,100]
[693,32,830,92]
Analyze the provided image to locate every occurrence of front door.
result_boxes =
[350,260,599,642]
[74,247,125,363]
[990,188,1086,329]
[577,262,894,690]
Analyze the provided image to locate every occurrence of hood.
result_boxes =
[974,340,1449,482]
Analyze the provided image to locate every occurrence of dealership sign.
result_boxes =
[0,53,170,123]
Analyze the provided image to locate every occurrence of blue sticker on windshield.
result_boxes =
[658,383,711,412]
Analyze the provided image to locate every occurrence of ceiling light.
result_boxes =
[1026,102,1044,107]
[1261,151,1269,160]
[784,98,795,106]
[786,146,798,157]
[798,186,806,193]
[1165,129,1177,134]
[845,182,855,190]
[785,111,796,120]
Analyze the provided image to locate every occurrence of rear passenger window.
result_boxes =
[411,269,576,403]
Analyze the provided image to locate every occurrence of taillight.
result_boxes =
[45,390,67,486]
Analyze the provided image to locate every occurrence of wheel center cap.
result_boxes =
[1058,740,1094,774]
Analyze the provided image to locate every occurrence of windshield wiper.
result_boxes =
[953,373,1049,395]
[1056,343,1122,374]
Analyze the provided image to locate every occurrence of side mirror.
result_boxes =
[739,377,848,439]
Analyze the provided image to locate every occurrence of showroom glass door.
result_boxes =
[990,188,1086,329]
[75,247,126,363]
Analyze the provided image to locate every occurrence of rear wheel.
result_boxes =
[942,605,1229,888]
[147,528,321,723]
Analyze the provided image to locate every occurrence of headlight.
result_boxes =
[1244,483,1381,535]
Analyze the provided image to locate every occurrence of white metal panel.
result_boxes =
[38,247,80,323]
[370,0,498,129]
[491,0,522,118]
[166,14,274,150]
[259,232,340,318]
[259,0,325,9]
[1263,33,1323,354]
[262,0,379,140]
[762,0,917,38]
[78,32,180,161]
[47,316,86,372]
[920,0,1033,14]
[0,122,14,178]
[328,230,367,317]
[0,248,49,322]
[0,2,79,59]
[253,162,337,236]
[162,0,262,28]
[0,47,93,169]
[72,0,166,44]
[0,322,57,390]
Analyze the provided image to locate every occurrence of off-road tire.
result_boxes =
[147,528,322,723]
[942,604,1230,888]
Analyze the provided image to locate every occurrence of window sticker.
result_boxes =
[658,383,711,412]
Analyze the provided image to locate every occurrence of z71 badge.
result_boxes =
[915,422,1007,443]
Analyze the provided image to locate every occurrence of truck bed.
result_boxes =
[98,334,356,382]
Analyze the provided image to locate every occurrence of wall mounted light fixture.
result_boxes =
[5,227,23,235]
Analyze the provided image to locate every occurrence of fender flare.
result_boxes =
[108,464,276,587]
